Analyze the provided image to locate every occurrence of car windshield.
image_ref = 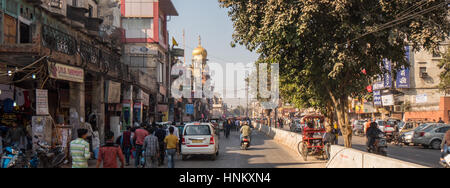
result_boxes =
[184,125,211,135]
[415,124,432,131]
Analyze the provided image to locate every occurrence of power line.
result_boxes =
[340,1,449,46]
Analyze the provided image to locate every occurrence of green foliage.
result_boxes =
[438,47,450,94]
[220,0,449,112]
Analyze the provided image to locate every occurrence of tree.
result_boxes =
[219,0,449,147]
[439,46,450,95]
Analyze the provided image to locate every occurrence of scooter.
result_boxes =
[440,150,450,168]
[1,145,33,168]
[367,133,388,156]
[241,136,250,150]
[25,136,66,168]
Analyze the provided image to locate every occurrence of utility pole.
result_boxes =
[246,78,249,117]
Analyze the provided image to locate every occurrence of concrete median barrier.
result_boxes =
[326,145,428,168]
[256,123,302,154]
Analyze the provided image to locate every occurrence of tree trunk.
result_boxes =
[329,92,352,148]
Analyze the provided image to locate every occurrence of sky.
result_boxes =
[167,0,259,108]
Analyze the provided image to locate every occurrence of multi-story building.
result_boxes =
[120,0,178,123]
[0,0,131,145]
[402,42,450,123]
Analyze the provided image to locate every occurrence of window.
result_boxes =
[437,127,450,133]
[4,14,17,44]
[19,22,31,43]
[432,50,441,58]
[159,16,165,42]
[72,0,77,6]
[88,5,93,18]
[184,125,211,136]
[124,0,154,17]
[157,62,163,83]
[6,0,18,15]
[122,18,153,39]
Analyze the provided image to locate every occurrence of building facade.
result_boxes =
[0,0,131,147]
[120,0,178,123]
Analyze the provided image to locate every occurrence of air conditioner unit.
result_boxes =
[394,105,402,112]
[420,72,428,78]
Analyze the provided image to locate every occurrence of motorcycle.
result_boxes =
[0,146,27,168]
[241,136,250,150]
[367,133,388,156]
[30,136,66,168]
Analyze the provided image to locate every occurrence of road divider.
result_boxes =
[326,145,428,168]
[255,123,302,154]
[255,123,429,168]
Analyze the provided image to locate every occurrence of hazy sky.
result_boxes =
[167,0,259,107]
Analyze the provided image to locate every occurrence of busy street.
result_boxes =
[0,0,449,170]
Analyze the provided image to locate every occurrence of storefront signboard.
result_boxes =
[373,90,382,106]
[48,62,84,83]
[382,94,394,106]
[416,94,428,104]
[106,81,121,104]
[373,82,384,91]
[36,89,49,115]
[185,104,194,115]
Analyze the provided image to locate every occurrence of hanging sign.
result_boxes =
[36,89,49,115]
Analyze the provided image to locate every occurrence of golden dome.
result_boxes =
[192,36,207,57]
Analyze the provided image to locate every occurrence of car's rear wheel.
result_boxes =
[431,140,441,150]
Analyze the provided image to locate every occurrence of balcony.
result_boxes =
[41,0,66,17]
[42,25,77,55]
[67,5,88,28]
[79,41,99,67]
[85,17,103,32]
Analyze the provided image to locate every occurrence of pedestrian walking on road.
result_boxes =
[70,129,91,168]
[119,126,133,166]
[225,119,232,138]
[155,125,167,166]
[134,125,149,168]
[164,127,179,168]
[96,131,125,168]
[143,128,159,168]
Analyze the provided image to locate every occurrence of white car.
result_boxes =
[181,122,219,160]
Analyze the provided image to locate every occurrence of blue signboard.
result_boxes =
[373,90,382,106]
[185,104,194,115]
[396,46,411,88]
[383,59,392,88]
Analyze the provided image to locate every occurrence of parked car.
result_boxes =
[181,122,220,160]
[375,120,386,132]
[412,124,450,150]
[352,120,367,136]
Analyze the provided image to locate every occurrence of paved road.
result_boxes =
[83,129,325,168]
[342,135,442,168]
[176,130,325,168]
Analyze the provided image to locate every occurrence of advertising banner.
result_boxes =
[382,94,394,106]
[185,104,194,115]
[416,94,428,104]
[36,89,49,115]
[106,81,121,104]
[383,59,392,88]
[373,90,382,106]
[48,62,84,83]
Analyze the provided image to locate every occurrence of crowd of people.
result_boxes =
[69,122,181,168]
